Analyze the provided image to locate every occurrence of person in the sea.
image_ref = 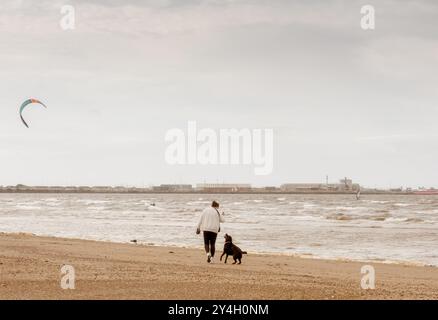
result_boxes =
[196,200,225,263]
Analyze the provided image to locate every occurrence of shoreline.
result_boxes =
[1,232,433,268]
[0,233,437,299]
[0,191,420,195]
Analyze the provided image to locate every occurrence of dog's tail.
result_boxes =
[242,251,247,254]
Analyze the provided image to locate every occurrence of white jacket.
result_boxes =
[197,207,225,233]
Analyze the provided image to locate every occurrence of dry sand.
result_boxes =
[0,233,437,300]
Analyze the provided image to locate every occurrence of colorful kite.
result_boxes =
[19,98,47,128]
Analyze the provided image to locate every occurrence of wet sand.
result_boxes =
[0,233,437,300]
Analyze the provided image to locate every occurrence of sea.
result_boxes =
[0,193,437,266]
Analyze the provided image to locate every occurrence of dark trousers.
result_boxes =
[203,231,218,257]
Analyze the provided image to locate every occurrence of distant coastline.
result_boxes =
[0,184,419,195]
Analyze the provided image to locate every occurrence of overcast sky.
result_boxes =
[0,0,437,188]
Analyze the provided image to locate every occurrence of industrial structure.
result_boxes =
[280,177,360,192]
[195,184,252,193]
[2,178,420,194]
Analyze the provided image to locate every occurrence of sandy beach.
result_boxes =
[0,233,437,300]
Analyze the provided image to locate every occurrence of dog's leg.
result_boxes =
[220,252,225,261]
[232,258,237,264]
[224,255,228,264]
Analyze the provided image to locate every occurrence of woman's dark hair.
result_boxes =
[212,201,219,208]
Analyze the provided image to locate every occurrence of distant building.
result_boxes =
[152,184,193,192]
[264,186,279,191]
[251,186,280,193]
[113,186,128,192]
[281,178,360,192]
[338,177,360,191]
[32,186,53,192]
[280,183,325,192]
[91,186,114,192]
[78,186,93,192]
[196,183,252,193]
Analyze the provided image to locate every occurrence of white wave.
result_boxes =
[186,201,210,205]
[77,199,110,205]
[15,205,42,210]
[366,200,390,204]
[335,206,359,210]
[1,193,437,266]
[393,203,413,207]
[43,198,61,202]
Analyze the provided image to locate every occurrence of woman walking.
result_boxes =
[196,201,225,263]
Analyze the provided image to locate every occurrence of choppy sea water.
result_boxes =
[0,193,437,266]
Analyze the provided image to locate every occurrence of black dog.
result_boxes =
[220,234,247,264]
